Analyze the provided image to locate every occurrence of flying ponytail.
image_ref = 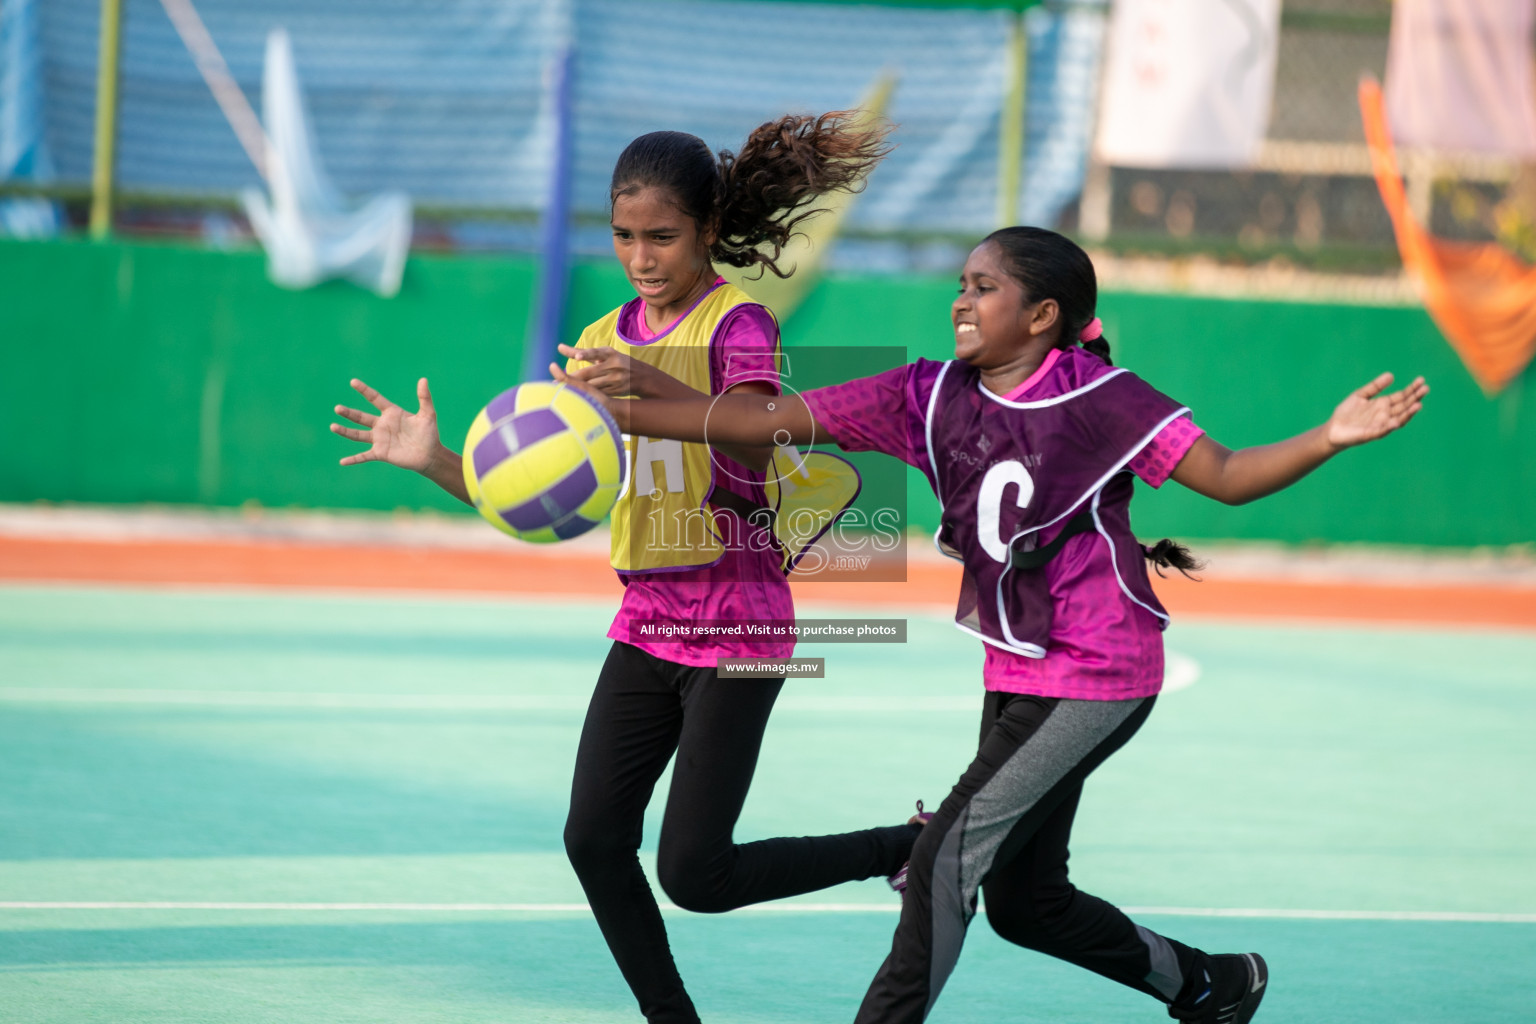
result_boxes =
[610,112,892,280]
[1141,538,1204,579]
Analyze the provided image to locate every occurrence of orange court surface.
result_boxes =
[2,505,1533,631]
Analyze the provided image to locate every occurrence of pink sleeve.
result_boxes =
[801,360,943,475]
[711,305,781,395]
[1128,414,1204,488]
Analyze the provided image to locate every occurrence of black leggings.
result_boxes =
[855,690,1204,1023]
[564,641,919,1024]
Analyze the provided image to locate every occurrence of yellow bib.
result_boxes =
[571,282,762,573]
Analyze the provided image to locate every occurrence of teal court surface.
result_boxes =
[2,584,1533,1022]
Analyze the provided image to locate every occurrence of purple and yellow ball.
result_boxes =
[462,382,624,543]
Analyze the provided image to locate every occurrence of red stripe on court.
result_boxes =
[2,535,1533,629]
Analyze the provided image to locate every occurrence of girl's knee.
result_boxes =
[656,850,730,914]
[984,883,1075,950]
[985,899,1039,948]
[563,812,629,877]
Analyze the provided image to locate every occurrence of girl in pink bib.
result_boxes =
[564,226,1428,1024]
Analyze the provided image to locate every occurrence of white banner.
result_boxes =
[1386,0,1536,157]
[241,29,412,298]
[1093,0,1281,169]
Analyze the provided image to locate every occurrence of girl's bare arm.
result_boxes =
[552,367,823,449]
[1171,372,1428,505]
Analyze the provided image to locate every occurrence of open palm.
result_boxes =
[332,377,441,471]
[1326,372,1429,449]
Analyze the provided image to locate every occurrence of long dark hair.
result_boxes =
[610,112,892,279]
[982,226,1203,579]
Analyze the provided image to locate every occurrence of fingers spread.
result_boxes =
[1355,371,1394,399]
[334,404,376,427]
[351,378,395,412]
[331,423,371,443]
[1387,380,1429,412]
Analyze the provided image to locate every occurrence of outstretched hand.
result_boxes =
[332,377,442,471]
[1325,373,1429,449]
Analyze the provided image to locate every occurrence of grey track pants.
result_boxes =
[854,691,1201,1023]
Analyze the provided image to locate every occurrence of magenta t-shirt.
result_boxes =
[604,282,795,667]
[802,348,1204,699]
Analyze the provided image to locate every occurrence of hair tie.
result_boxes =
[1077,317,1103,343]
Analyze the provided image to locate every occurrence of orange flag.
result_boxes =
[1360,75,1536,395]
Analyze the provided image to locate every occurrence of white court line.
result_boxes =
[0,902,1532,922]
[1121,907,1536,923]
[0,655,1201,711]
[0,688,984,711]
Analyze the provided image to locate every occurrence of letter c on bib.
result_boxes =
[977,460,1034,563]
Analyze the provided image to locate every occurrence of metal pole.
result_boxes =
[995,12,1027,228]
[88,0,123,239]
[158,0,269,180]
[524,45,575,383]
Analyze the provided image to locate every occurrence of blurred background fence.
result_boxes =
[2,0,1533,547]
[10,0,1502,268]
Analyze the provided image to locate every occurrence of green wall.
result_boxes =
[2,238,1530,547]
[780,268,1536,548]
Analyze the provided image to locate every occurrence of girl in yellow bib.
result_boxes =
[333,113,922,1024]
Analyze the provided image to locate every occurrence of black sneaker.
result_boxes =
[1167,952,1268,1024]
